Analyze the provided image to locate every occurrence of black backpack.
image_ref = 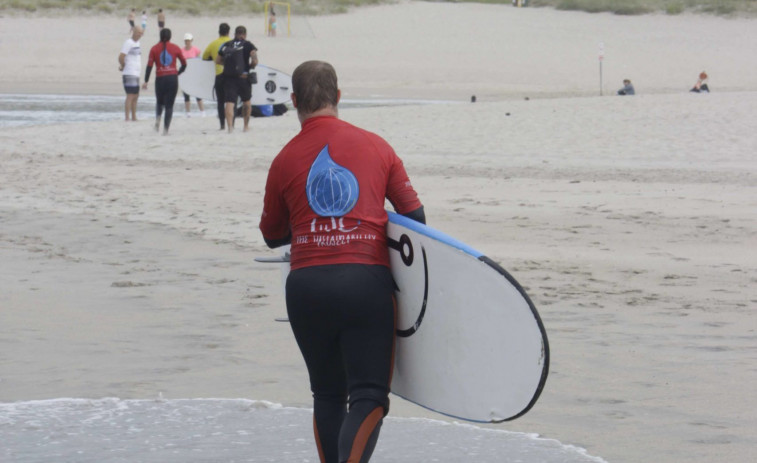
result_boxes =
[222,42,246,77]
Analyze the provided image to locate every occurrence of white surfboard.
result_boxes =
[255,245,291,322]
[179,59,292,106]
[255,212,549,423]
[386,212,548,422]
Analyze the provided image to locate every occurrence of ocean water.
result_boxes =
[0,94,142,128]
[0,398,606,462]
[0,94,457,128]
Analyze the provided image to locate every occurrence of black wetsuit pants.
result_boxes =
[214,74,226,129]
[286,264,396,463]
[154,74,178,130]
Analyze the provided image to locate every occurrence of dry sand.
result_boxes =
[1,3,756,463]
[3,2,757,98]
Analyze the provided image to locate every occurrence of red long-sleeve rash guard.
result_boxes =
[260,116,422,270]
[146,41,186,77]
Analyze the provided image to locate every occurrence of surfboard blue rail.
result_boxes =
[387,211,483,258]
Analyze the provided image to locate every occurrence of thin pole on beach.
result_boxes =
[598,42,604,96]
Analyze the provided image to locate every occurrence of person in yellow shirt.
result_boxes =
[202,23,231,130]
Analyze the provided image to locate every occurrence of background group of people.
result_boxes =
[617,71,710,96]
[118,11,263,134]
[203,23,259,133]
[127,8,163,33]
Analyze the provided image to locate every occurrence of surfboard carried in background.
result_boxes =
[255,212,549,423]
[179,59,292,106]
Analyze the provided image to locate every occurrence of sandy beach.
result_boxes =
[1,2,756,462]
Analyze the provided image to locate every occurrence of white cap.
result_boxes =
[184,33,193,41]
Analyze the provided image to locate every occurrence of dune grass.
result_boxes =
[0,0,387,16]
[529,0,756,16]
[449,0,756,16]
[2,0,756,16]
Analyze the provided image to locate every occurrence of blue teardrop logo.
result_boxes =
[160,50,173,67]
[306,145,359,217]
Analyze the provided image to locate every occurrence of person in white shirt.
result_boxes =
[118,26,143,121]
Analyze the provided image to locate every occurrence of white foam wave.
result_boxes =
[0,93,455,128]
[1,398,606,462]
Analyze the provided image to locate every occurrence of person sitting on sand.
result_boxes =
[690,71,709,93]
[617,79,635,96]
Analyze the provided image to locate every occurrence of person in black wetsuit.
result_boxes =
[216,25,258,133]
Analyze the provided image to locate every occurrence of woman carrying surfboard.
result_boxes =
[259,60,425,463]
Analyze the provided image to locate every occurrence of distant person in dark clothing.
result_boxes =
[248,104,288,118]
[617,79,635,95]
